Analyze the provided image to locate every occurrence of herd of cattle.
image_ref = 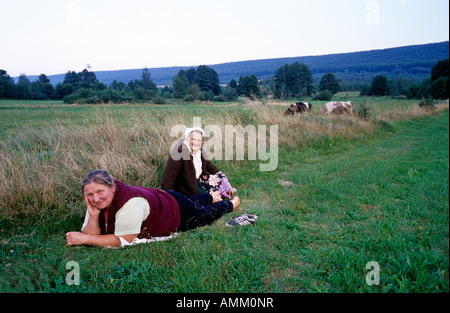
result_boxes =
[284,101,353,116]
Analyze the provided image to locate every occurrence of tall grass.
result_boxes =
[1,109,179,218]
[0,101,448,220]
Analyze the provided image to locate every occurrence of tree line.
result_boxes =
[172,62,338,102]
[359,58,449,100]
[1,58,448,103]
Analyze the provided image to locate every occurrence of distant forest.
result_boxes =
[1,41,448,103]
[20,41,449,89]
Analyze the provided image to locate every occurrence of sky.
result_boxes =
[1,0,449,77]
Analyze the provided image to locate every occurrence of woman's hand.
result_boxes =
[81,193,102,236]
[66,231,89,246]
[85,193,100,217]
[211,191,222,203]
[66,232,129,247]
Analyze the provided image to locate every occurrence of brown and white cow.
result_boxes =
[284,102,312,115]
[319,101,353,115]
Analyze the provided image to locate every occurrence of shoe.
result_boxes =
[225,214,258,227]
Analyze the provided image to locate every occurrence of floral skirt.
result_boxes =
[198,172,232,199]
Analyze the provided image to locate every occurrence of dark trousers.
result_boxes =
[165,190,233,231]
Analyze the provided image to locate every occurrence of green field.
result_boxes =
[0,97,448,292]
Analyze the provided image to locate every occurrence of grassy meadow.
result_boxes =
[0,96,448,292]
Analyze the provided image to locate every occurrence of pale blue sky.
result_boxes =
[1,0,448,76]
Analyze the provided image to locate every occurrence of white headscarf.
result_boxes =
[184,127,205,140]
[183,127,204,179]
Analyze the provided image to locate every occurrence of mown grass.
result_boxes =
[0,98,448,292]
[265,113,449,292]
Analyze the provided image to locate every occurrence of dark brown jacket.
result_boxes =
[160,140,219,196]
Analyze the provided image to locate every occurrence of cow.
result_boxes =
[284,102,312,115]
[319,101,353,115]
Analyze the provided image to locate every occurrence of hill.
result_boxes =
[26,41,449,87]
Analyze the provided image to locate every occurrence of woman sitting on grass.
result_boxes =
[66,169,240,247]
[161,127,236,204]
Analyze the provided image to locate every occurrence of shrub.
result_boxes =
[200,91,215,101]
[132,87,153,100]
[150,96,166,105]
[223,85,238,101]
[370,75,389,96]
[63,88,99,104]
[418,97,436,111]
[428,77,449,100]
[119,92,135,103]
[355,100,371,120]
[62,93,79,104]
[98,89,122,103]
[213,95,226,102]
[182,95,195,102]
[313,90,333,101]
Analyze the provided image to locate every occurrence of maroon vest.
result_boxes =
[99,181,180,238]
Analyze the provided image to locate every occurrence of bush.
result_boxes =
[182,95,195,102]
[150,96,166,105]
[370,75,389,96]
[63,88,99,104]
[213,95,226,102]
[62,93,78,104]
[98,89,122,103]
[200,91,215,101]
[428,77,449,100]
[119,92,135,103]
[132,87,153,100]
[33,92,48,100]
[359,84,371,97]
[313,90,333,101]
[418,97,436,111]
[76,88,96,99]
[223,86,238,101]
[355,100,371,120]
[406,79,431,99]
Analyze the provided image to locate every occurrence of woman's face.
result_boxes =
[83,182,116,209]
[189,131,203,152]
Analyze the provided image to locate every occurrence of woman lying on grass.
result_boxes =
[66,169,240,247]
